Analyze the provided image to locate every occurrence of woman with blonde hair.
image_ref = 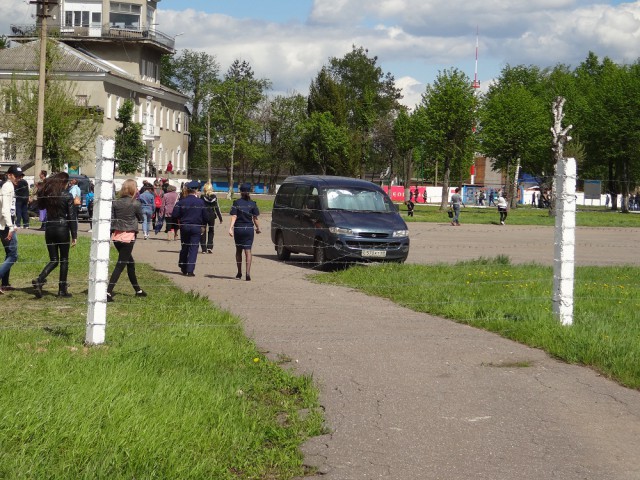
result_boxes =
[106,179,146,302]
[200,182,223,254]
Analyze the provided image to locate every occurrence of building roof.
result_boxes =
[0,40,187,101]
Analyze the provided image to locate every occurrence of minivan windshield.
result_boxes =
[325,188,394,212]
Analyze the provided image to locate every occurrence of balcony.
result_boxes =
[9,23,175,53]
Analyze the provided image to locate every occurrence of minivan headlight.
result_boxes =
[329,226,354,235]
[393,229,409,238]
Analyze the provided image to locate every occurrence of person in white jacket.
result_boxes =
[0,165,21,293]
[497,192,508,225]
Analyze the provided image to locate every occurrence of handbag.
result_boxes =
[447,209,454,218]
[73,196,81,206]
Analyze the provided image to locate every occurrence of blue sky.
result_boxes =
[3,0,639,108]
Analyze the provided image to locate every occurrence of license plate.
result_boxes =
[361,249,386,258]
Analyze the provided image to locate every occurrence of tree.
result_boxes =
[417,68,478,209]
[479,65,550,207]
[393,109,420,199]
[264,93,307,188]
[161,50,220,174]
[300,111,349,175]
[209,59,270,198]
[0,78,102,172]
[114,99,147,175]
[321,46,402,177]
[0,35,9,49]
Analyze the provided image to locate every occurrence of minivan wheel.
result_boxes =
[275,232,291,261]
[314,241,328,271]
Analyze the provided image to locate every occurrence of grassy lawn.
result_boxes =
[216,196,639,228]
[402,204,640,227]
[313,257,640,390]
[0,236,323,479]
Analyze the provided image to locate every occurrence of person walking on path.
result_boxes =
[13,172,29,228]
[497,191,509,225]
[200,182,223,254]
[449,187,463,226]
[229,183,261,281]
[153,181,164,234]
[138,184,155,240]
[31,172,78,298]
[173,181,208,276]
[106,179,146,302]
[161,184,179,241]
[0,165,21,294]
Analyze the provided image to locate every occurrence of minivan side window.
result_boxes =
[275,184,296,208]
[291,186,311,210]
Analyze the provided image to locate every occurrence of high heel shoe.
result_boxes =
[246,275,251,281]
[235,272,242,279]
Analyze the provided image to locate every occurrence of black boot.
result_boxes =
[57,282,72,298]
[32,278,46,299]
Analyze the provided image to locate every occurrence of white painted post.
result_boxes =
[550,97,575,326]
[86,138,115,345]
[552,157,576,326]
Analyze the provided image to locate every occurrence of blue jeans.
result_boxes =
[0,228,18,286]
[452,205,461,225]
[142,209,153,236]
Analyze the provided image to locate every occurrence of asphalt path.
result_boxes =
[85,217,640,479]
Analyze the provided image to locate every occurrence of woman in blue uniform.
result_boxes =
[228,183,261,281]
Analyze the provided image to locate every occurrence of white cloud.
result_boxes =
[4,0,640,108]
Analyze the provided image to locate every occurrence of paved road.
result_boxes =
[116,218,640,479]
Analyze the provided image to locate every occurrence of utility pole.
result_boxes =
[207,112,212,183]
[31,0,57,175]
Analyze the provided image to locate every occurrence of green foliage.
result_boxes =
[263,93,308,186]
[307,45,403,177]
[209,59,271,196]
[417,68,478,207]
[314,260,640,389]
[479,65,551,183]
[162,50,220,174]
[300,111,350,175]
[0,235,323,478]
[114,99,147,175]
[0,35,9,49]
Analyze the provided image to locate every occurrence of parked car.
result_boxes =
[68,174,92,220]
[271,175,410,268]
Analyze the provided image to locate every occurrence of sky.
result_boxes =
[2,0,640,108]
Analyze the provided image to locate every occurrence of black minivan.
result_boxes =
[271,175,410,267]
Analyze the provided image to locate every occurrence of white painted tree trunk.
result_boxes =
[552,157,576,326]
[86,139,115,345]
[550,96,574,326]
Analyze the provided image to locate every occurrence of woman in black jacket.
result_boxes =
[107,179,146,302]
[199,182,223,254]
[32,172,78,298]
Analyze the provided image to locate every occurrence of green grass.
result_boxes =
[218,198,273,215]
[401,204,640,227]
[0,236,323,479]
[313,257,640,390]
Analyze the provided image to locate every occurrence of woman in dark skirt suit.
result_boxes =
[228,183,261,281]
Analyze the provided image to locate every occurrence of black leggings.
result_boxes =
[200,221,216,252]
[37,224,71,284]
[108,241,141,294]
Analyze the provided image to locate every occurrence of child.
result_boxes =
[405,199,415,217]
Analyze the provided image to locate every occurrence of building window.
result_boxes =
[110,2,141,30]
[176,112,181,133]
[75,95,88,107]
[64,10,90,27]
[106,93,112,119]
[115,96,121,114]
[166,109,171,130]
[91,12,101,27]
[159,107,163,129]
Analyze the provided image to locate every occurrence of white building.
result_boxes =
[2,0,189,177]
